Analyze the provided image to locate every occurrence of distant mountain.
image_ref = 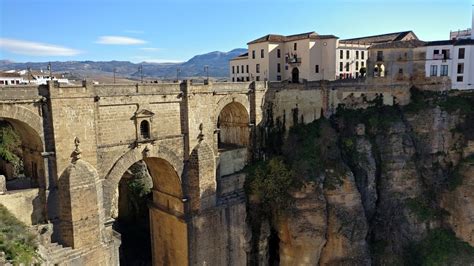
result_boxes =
[0,48,247,80]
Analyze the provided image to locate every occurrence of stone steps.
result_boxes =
[217,189,246,205]
[38,242,86,265]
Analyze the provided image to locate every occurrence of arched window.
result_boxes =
[140,120,150,139]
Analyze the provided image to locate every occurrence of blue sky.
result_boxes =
[0,0,473,63]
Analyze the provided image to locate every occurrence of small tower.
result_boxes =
[58,137,102,248]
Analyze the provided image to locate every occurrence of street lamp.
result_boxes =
[204,65,209,81]
[47,62,52,80]
[138,65,143,83]
[176,68,181,82]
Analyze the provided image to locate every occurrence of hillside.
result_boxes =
[0,48,247,80]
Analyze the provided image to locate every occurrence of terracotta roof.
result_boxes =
[340,31,418,45]
[424,39,474,46]
[247,31,338,45]
[370,39,426,49]
[0,72,21,78]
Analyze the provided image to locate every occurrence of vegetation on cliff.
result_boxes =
[0,204,38,264]
[246,88,474,265]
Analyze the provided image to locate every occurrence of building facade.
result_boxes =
[424,39,474,90]
[230,31,419,82]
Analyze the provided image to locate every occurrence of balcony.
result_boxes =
[433,54,450,60]
[286,57,302,64]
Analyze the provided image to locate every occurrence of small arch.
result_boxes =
[140,120,151,139]
[292,67,300,83]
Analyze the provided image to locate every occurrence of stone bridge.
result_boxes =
[0,79,411,265]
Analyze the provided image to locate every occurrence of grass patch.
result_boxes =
[0,204,38,264]
[405,228,474,266]
[406,197,447,222]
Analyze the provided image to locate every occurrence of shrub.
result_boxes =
[405,228,474,266]
[0,204,38,264]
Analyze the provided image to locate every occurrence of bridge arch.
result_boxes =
[215,95,250,149]
[0,104,44,141]
[105,145,188,265]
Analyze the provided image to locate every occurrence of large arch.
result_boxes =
[217,101,250,149]
[215,94,250,125]
[0,105,44,141]
[104,145,188,265]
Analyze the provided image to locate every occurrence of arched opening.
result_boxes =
[114,157,187,265]
[217,102,250,151]
[292,67,300,83]
[115,161,153,265]
[0,118,44,191]
[374,64,385,77]
[140,120,151,140]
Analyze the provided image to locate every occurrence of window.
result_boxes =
[232,77,235,82]
[315,65,319,73]
[256,64,260,73]
[361,51,365,60]
[285,65,289,70]
[457,76,463,82]
[361,61,365,67]
[355,61,359,70]
[459,48,465,59]
[277,49,281,58]
[398,68,403,74]
[252,50,255,59]
[442,49,450,59]
[140,120,151,139]
[346,50,350,59]
[356,51,359,59]
[241,65,244,73]
[440,65,448,76]
[457,63,464,74]
[277,63,281,73]
[294,43,297,50]
[277,75,281,81]
[256,76,260,81]
[430,65,438,76]
[340,50,343,59]
[377,51,383,61]
[246,77,250,81]
[246,65,249,73]
[345,62,349,71]
[339,62,343,72]
[261,49,264,58]
[237,66,239,73]
[434,49,439,55]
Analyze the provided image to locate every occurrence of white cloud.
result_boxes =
[0,38,81,56]
[96,36,146,45]
[124,30,145,34]
[139,47,161,52]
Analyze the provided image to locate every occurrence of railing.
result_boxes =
[286,57,302,64]
[433,54,450,60]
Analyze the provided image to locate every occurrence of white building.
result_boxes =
[0,72,25,85]
[230,31,418,82]
[425,39,474,90]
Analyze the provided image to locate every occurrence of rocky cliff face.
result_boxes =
[246,89,474,265]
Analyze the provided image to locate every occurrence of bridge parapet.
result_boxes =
[0,85,44,101]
